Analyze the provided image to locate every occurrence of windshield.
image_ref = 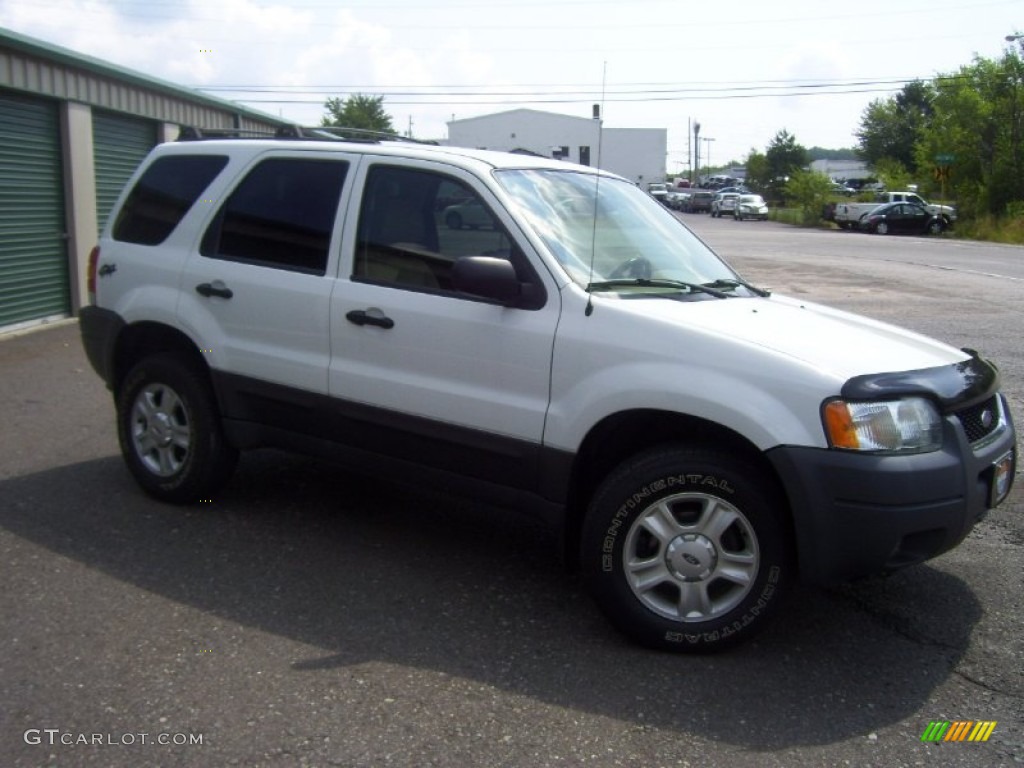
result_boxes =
[494,169,741,291]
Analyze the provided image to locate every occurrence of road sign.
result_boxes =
[935,153,956,165]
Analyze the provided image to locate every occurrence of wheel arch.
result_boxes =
[113,321,210,395]
[561,408,794,569]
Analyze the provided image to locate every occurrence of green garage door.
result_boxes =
[93,111,157,233]
[0,94,68,328]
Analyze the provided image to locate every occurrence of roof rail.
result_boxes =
[176,124,438,145]
[177,126,277,141]
[287,125,439,145]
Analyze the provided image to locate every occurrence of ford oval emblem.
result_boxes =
[682,553,701,566]
[980,409,994,429]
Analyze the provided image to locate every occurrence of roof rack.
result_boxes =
[177,126,278,141]
[177,124,438,145]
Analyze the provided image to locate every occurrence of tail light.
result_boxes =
[87,245,100,304]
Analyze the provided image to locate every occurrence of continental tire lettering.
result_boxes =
[665,474,734,493]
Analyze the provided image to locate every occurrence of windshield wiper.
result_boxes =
[701,278,772,297]
[587,278,729,298]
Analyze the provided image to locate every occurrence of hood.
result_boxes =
[615,292,967,383]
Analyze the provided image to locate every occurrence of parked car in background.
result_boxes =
[665,188,691,210]
[647,182,669,205]
[683,190,714,213]
[831,191,956,230]
[710,192,740,218]
[858,202,946,235]
[734,194,769,221]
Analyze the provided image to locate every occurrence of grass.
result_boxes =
[952,214,1024,245]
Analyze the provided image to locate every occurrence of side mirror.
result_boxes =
[452,256,522,305]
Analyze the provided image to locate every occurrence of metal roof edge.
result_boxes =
[0,25,288,125]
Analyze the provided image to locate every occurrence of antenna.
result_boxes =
[585,62,607,317]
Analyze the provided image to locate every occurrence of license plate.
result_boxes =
[990,450,1015,508]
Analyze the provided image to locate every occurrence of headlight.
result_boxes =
[823,397,943,453]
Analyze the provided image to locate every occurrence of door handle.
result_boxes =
[346,309,394,329]
[196,281,233,299]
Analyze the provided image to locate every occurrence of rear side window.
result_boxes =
[201,158,348,275]
[113,155,228,245]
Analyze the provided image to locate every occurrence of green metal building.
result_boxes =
[0,27,287,330]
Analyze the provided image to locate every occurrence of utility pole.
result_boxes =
[693,121,701,184]
[702,137,716,178]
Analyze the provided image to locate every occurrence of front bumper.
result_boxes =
[768,394,1016,585]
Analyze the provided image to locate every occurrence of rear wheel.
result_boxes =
[117,355,238,503]
[581,446,792,652]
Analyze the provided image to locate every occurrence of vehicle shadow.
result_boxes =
[0,452,981,750]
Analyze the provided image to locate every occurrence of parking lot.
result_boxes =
[1,220,1021,767]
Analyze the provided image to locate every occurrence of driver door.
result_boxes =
[327,160,560,491]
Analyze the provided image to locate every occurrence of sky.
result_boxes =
[2,0,1023,173]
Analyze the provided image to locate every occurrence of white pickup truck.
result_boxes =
[831,191,957,229]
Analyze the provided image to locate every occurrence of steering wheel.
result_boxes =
[608,256,652,280]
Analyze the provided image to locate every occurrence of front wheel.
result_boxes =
[117,355,238,503]
[581,446,792,652]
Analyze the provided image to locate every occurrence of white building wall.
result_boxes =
[447,108,666,183]
[599,128,667,185]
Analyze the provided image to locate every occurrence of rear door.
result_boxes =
[327,159,560,490]
[178,151,357,422]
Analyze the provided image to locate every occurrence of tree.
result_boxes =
[321,94,396,138]
[784,170,834,225]
[743,148,769,192]
[871,158,913,194]
[915,51,1024,217]
[855,80,933,170]
[762,129,808,202]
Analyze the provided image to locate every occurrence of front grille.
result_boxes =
[954,396,1002,444]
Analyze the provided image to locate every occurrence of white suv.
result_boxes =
[80,126,1017,652]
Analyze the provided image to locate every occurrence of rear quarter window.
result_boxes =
[113,155,228,245]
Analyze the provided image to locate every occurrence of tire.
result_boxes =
[876,221,889,235]
[445,212,463,230]
[117,355,238,503]
[581,446,792,652]
[927,219,944,235]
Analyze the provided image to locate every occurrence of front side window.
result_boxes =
[202,157,348,275]
[354,166,527,294]
[113,154,228,245]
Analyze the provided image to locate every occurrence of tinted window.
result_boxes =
[354,167,526,294]
[202,158,347,275]
[113,155,228,245]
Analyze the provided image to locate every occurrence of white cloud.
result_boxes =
[2,0,1020,160]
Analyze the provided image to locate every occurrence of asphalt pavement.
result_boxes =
[1,220,1022,767]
